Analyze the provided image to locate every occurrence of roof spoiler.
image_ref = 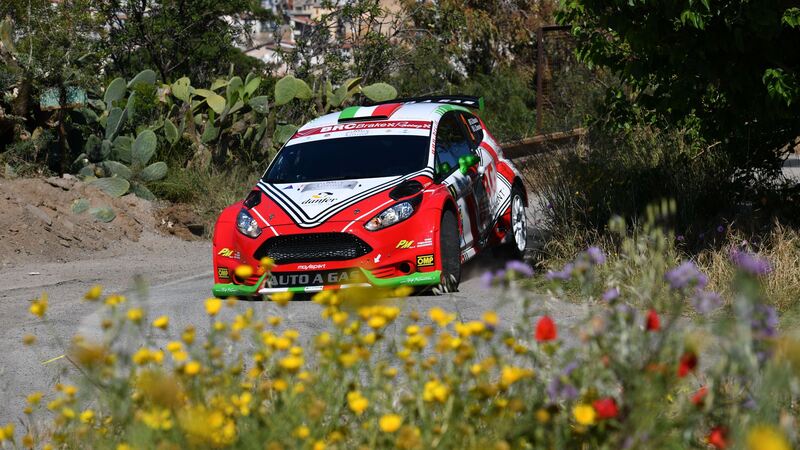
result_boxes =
[370,95,484,111]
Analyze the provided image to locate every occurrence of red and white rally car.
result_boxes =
[212,96,528,297]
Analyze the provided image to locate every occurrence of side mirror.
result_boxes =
[458,154,480,175]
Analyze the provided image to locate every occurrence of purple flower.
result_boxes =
[717,225,725,233]
[586,246,606,265]
[665,261,708,290]
[729,248,772,276]
[751,304,778,339]
[691,290,723,314]
[545,263,574,281]
[479,271,494,289]
[505,260,534,277]
[602,287,620,301]
[546,362,580,401]
[676,235,685,242]
[547,202,553,210]
[699,233,705,240]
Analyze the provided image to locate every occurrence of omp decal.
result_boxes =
[217,248,239,259]
[416,254,435,267]
[396,240,415,249]
[258,168,434,228]
[217,267,230,279]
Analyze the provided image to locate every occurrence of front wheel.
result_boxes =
[436,209,461,294]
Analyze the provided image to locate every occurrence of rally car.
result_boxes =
[212,95,528,297]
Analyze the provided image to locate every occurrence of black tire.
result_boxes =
[436,209,461,293]
[494,186,527,260]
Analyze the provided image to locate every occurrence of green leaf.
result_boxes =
[71,198,90,214]
[103,77,127,107]
[205,93,227,114]
[783,7,800,28]
[171,77,192,102]
[249,96,270,114]
[102,161,133,180]
[164,119,179,144]
[105,107,126,140]
[293,78,313,100]
[130,183,156,200]
[140,161,168,181]
[244,76,261,97]
[127,69,157,88]
[112,136,133,164]
[273,124,299,146]
[274,76,297,106]
[132,129,157,167]
[360,83,398,102]
[201,124,219,143]
[227,76,243,103]
[343,77,363,92]
[210,78,229,91]
[89,177,130,198]
[90,206,116,223]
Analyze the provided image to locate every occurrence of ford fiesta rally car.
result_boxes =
[212,96,528,297]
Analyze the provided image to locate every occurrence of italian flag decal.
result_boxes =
[338,103,403,120]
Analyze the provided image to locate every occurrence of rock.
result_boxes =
[24,204,53,226]
[45,177,75,191]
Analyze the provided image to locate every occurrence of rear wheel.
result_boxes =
[436,209,461,293]
[494,186,527,259]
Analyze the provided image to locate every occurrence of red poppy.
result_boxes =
[592,397,619,420]
[707,426,727,449]
[678,351,698,378]
[646,309,661,331]
[691,386,708,406]
[535,315,557,342]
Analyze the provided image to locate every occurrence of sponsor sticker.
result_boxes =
[217,248,240,259]
[217,267,230,279]
[396,240,415,249]
[297,263,326,270]
[416,254,435,267]
[417,237,433,248]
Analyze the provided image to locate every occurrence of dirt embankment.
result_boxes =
[0,177,203,267]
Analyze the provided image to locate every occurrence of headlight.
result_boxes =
[236,208,262,238]
[364,201,417,231]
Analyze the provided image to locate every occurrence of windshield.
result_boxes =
[263,135,430,183]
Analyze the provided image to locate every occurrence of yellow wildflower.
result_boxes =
[500,366,534,388]
[27,392,43,406]
[231,392,252,416]
[234,264,254,279]
[267,316,282,326]
[22,334,36,345]
[423,380,450,403]
[313,441,325,450]
[61,407,76,420]
[139,407,173,430]
[379,414,403,433]
[279,355,303,373]
[270,291,293,306]
[166,341,183,353]
[260,257,275,271]
[0,423,14,441]
[205,298,223,316]
[429,307,455,327]
[79,409,95,424]
[152,315,169,329]
[747,425,790,450]
[104,294,126,306]
[127,308,144,323]
[29,294,48,318]
[482,311,499,326]
[184,361,202,376]
[84,285,102,301]
[536,408,550,423]
[347,391,369,415]
[573,404,596,426]
[293,425,311,439]
[368,315,387,329]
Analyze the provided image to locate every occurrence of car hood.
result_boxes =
[253,176,402,228]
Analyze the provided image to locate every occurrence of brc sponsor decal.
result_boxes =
[396,240,415,249]
[217,267,230,280]
[217,248,240,259]
[293,120,432,137]
[416,254,435,267]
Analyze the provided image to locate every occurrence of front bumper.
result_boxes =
[211,268,442,297]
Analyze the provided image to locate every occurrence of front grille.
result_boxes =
[254,233,372,264]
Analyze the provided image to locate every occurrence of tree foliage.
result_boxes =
[97,0,271,84]
[558,1,800,183]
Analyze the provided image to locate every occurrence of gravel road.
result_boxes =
[0,203,592,424]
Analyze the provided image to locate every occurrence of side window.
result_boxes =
[459,112,484,148]
[434,113,472,177]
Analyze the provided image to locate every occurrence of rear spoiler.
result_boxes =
[370,95,484,111]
